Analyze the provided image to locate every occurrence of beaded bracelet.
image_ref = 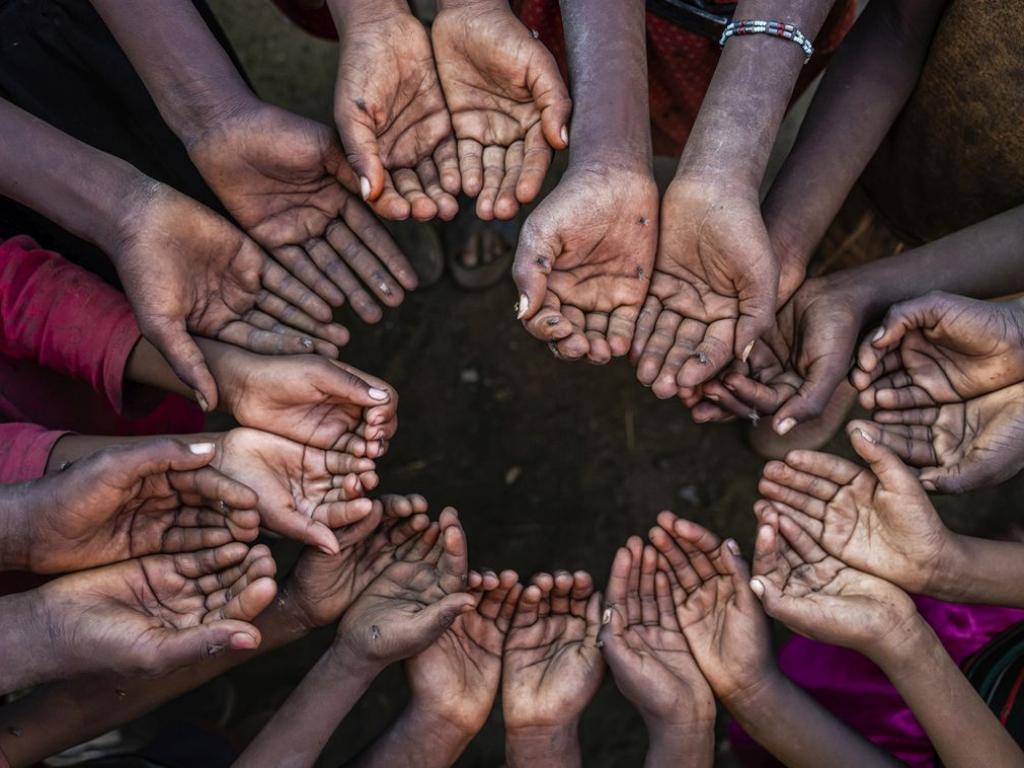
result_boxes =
[719,19,814,62]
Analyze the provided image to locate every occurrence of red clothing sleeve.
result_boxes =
[0,235,140,415]
[0,423,67,482]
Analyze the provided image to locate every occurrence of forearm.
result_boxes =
[763,0,947,276]
[327,0,411,33]
[505,723,581,768]
[725,671,899,768]
[0,588,313,766]
[832,204,1024,317]
[0,99,147,253]
[560,0,650,169]
[0,591,66,694]
[235,646,380,768]
[89,0,256,146]
[677,0,836,189]
[877,617,1024,768]
[346,702,475,768]
[644,722,714,768]
[930,534,1024,607]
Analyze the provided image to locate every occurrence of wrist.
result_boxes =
[329,0,410,33]
[646,718,715,768]
[0,588,74,688]
[324,640,386,685]
[0,483,34,572]
[506,722,581,768]
[174,79,261,150]
[400,700,478,753]
[869,612,939,674]
[436,0,505,9]
[922,532,969,601]
[719,666,788,717]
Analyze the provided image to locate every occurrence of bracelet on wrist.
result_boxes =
[719,19,814,62]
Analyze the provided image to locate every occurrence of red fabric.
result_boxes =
[0,422,67,482]
[270,0,855,156]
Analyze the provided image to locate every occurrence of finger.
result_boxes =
[584,590,603,644]
[142,318,219,411]
[324,222,406,308]
[636,307,681,387]
[415,156,458,221]
[678,318,736,388]
[476,145,506,221]
[209,572,278,624]
[433,135,461,197]
[367,172,412,221]
[379,493,429,519]
[872,294,951,350]
[341,201,418,291]
[438,509,469,587]
[260,258,334,324]
[639,546,659,626]
[570,570,594,617]
[512,223,558,322]
[393,168,438,221]
[551,569,574,614]
[458,138,484,198]
[172,543,250,579]
[154,620,263,669]
[773,367,853,438]
[852,348,902,393]
[846,421,925,493]
[859,421,938,467]
[630,295,660,366]
[655,319,705,398]
[625,536,643,624]
[734,271,779,366]
[648,524,700,592]
[306,238,383,323]
[273,245,344,307]
[524,292,574,342]
[512,583,543,628]
[721,371,794,415]
[262,507,342,556]
[762,459,839,504]
[873,383,936,411]
[654,571,678,631]
[584,311,613,365]
[777,514,829,562]
[416,592,477,635]
[337,113,386,202]
[493,142,525,221]
[497,580,524,633]
[604,546,632,612]
[253,290,348,347]
[516,124,552,205]
[530,47,572,151]
[872,407,940,426]
[606,305,639,359]
[219,316,321,357]
[784,449,862,487]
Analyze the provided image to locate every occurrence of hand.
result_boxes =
[630,178,778,390]
[188,102,419,324]
[502,570,604,732]
[600,537,715,731]
[333,2,459,221]
[406,569,521,735]
[692,274,870,435]
[284,494,432,631]
[41,542,277,677]
[852,292,1024,409]
[431,0,570,219]
[336,508,476,666]
[212,428,378,554]
[756,424,957,594]
[213,346,398,455]
[115,182,348,410]
[860,386,1024,493]
[749,511,919,663]
[11,438,259,574]
[513,164,658,363]
[647,512,774,705]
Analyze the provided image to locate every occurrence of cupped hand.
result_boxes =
[514,163,658,363]
[336,508,477,666]
[334,4,459,221]
[407,568,521,734]
[756,425,956,594]
[693,275,870,435]
[188,102,419,324]
[213,428,378,554]
[861,385,1024,493]
[600,537,715,730]
[284,494,432,631]
[217,348,398,455]
[502,570,604,732]
[630,178,778,390]
[432,0,570,219]
[42,542,277,677]
[21,438,259,574]
[646,512,774,705]
[115,182,348,410]
[749,512,919,662]
[853,292,1024,410]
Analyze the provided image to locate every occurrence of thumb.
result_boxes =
[320,364,391,407]
[337,117,387,203]
[847,421,921,492]
[870,293,948,350]
[155,620,261,671]
[529,52,572,150]
[142,318,219,411]
[734,269,779,365]
[772,363,852,437]
[416,592,477,635]
[511,224,557,322]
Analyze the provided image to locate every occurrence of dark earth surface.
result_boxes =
[165,2,1024,765]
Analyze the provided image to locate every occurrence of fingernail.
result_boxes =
[726,539,741,556]
[872,326,885,342]
[742,340,755,363]
[776,418,797,436]
[856,428,875,444]
[368,387,389,401]
[560,125,569,145]
[194,390,210,412]
[230,633,258,650]
[723,381,736,392]
[749,578,765,597]
[301,338,314,350]
[706,393,720,402]
[359,176,371,200]
[189,442,215,455]
[516,293,529,320]
[602,607,612,625]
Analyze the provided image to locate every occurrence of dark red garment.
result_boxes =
[269,0,855,155]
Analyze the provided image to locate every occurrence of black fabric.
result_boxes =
[0,0,245,284]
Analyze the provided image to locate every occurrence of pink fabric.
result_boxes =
[0,422,67,482]
[730,596,1024,767]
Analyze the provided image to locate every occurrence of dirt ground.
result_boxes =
[182,3,1024,766]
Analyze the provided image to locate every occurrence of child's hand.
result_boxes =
[757,425,956,594]
[405,569,521,736]
[852,292,1024,408]
[856,382,1024,493]
[212,428,378,554]
[600,537,715,735]
[750,511,919,663]
[502,570,605,737]
[41,542,277,677]
[647,512,775,706]
[213,347,398,456]
[335,508,476,668]
[283,495,431,631]
[12,438,260,574]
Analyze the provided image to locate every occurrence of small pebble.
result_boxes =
[460,368,480,384]
[505,466,522,485]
